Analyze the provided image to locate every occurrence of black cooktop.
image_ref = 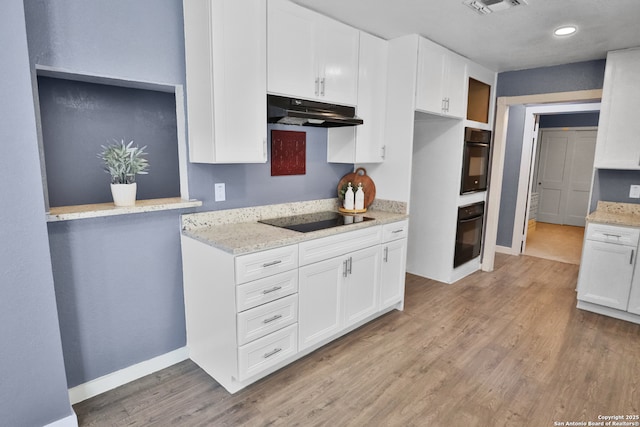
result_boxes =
[259,211,374,233]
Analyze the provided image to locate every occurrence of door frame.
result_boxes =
[510,103,601,255]
[482,90,602,272]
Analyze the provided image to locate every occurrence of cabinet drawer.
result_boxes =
[236,270,298,312]
[238,323,297,381]
[299,225,382,266]
[586,223,640,246]
[235,245,298,284]
[382,220,409,242]
[237,294,298,346]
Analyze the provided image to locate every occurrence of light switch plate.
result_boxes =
[214,183,226,201]
[630,185,640,199]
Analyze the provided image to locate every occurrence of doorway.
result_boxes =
[510,103,601,259]
[483,90,603,272]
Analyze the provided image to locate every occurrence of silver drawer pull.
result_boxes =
[603,233,622,239]
[392,229,403,234]
[262,260,282,268]
[263,314,283,324]
[263,347,282,359]
[262,286,282,294]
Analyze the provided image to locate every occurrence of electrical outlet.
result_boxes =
[630,185,640,199]
[214,183,226,202]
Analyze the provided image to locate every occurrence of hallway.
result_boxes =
[524,221,585,265]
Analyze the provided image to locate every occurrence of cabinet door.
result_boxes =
[326,32,387,164]
[416,38,446,114]
[594,48,640,169]
[184,0,267,163]
[380,239,407,309]
[298,256,344,351]
[344,245,381,327]
[628,256,640,315]
[267,0,317,100]
[316,15,359,106]
[444,53,467,119]
[577,240,635,310]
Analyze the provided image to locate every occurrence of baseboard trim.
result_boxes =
[68,347,189,405]
[44,412,78,427]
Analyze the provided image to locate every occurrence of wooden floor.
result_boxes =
[74,254,640,426]
[524,222,585,265]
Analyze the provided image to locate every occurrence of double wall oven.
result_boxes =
[454,127,491,268]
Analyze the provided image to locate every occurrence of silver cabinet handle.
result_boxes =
[263,348,282,359]
[631,249,635,265]
[262,286,282,294]
[442,98,446,112]
[343,260,348,277]
[315,77,319,96]
[392,229,403,234]
[263,314,283,324]
[603,233,622,239]
[348,257,353,274]
[384,247,389,263]
[262,260,282,268]
[320,77,325,96]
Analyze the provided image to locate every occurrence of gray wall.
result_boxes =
[539,112,600,128]
[497,60,606,97]
[495,60,605,248]
[0,0,73,425]
[591,169,640,211]
[23,0,352,389]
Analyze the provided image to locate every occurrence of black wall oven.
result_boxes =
[454,201,485,268]
[460,127,491,194]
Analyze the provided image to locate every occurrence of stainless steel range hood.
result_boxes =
[267,94,363,127]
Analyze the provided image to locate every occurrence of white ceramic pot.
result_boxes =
[110,183,137,207]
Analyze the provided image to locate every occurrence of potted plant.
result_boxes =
[98,139,149,207]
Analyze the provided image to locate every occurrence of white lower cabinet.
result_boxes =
[298,226,383,351]
[577,223,640,321]
[181,219,407,393]
[380,220,409,309]
[298,256,344,350]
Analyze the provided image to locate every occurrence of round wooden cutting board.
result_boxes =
[337,167,376,208]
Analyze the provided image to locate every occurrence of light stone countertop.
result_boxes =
[586,201,640,228]
[181,199,408,255]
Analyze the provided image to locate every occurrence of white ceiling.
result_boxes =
[290,0,640,72]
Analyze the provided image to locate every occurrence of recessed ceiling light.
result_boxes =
[554,26,577,36]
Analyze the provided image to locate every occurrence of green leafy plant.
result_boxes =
[98,139,149,184]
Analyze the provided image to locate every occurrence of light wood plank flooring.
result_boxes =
[524,222,585,265]
[74,254,640,426]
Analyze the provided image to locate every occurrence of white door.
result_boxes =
[316,15,359,106]
[536,129,597,226]
[380,239,407,309]
[564,131,597,226]
[298,256,343,351]
[267,0,317,100]
[577,240,634,311]
[343,246,380,327]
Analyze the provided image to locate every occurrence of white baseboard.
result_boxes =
[44,412,78,427]
[68,347,189,405]
[495,245,516,255]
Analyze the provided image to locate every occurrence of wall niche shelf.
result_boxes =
[47,197,202,222]
[34,65,192,218]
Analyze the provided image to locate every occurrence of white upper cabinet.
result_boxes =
[415,37,467,119]
[183,0,267,164]
[594,47,640,169]
[267,0,359,106]
[327,32,388,164]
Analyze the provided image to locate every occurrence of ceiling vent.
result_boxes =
[464,0,528,15]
